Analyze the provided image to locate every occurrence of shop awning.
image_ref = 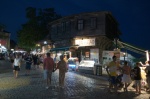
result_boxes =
[50,47,70,52]
[115,40,146,55]
[50,45,79,52]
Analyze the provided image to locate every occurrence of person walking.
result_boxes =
[12,54,21,78]
[145,61,150,91]
[133,62,142,94]
[122,61,132,92]
[25,54,33,76]
[43,53,55,89]
[32,54,39,70]
[106,55,120,93]
[53,54,59,70]
[56,55,68,89]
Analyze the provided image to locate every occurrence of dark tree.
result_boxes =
[17,7,61,50]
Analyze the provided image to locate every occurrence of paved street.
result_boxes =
[0,61,150,99]
[0,60,12,74]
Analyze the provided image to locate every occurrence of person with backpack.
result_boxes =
[133,62,142,94]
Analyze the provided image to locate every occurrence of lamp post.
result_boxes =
[123,52,126,61]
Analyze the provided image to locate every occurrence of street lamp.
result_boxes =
[123,52,126,61]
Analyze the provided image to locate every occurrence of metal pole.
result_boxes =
[115,38,117,49]
[124,55,125,61]
[123,53,126,62]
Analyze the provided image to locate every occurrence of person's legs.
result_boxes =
[61,73,65,87]
[108,83,113,92]
[15,71,18,78]
[13,70,15,78]
[14,71,16,78]
[26,65,31,75]
[124,83,127,92]
[147,77,150,90]
[13,67,17,78]
[48,71,52,85]
[46,70,52,88]
[59,71,63,87]
[135,81,138,93]
[25,64,28,75]
[138,80,141,94]
[108,76,117,92]
[45,70,49,89]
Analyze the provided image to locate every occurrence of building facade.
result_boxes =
[48,11,121,64]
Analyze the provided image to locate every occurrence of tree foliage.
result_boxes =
[17,7,61,50]
[0,24,6,30]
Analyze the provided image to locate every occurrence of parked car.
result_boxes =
[67,57,78,71]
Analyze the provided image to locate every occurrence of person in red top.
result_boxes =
[43,53,54,89]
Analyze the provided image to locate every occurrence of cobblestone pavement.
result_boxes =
[0,64,150,99]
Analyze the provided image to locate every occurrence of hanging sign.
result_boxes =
[75,38,95,46]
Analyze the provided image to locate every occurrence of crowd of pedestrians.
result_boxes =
[9,52,68,90]
[106,55,150,98]
[6,51,150,99]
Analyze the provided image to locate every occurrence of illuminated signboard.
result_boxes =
[75,38,95,46]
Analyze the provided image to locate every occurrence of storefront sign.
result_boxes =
[75,38,95,46]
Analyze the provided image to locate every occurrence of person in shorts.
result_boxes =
[13,54,21,78]
[106,55,120,93]
[145,61,150,91]
[133,62,142,94]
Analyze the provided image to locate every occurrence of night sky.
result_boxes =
[0,0,150,53]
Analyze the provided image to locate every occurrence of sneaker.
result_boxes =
[45,86,49,89]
